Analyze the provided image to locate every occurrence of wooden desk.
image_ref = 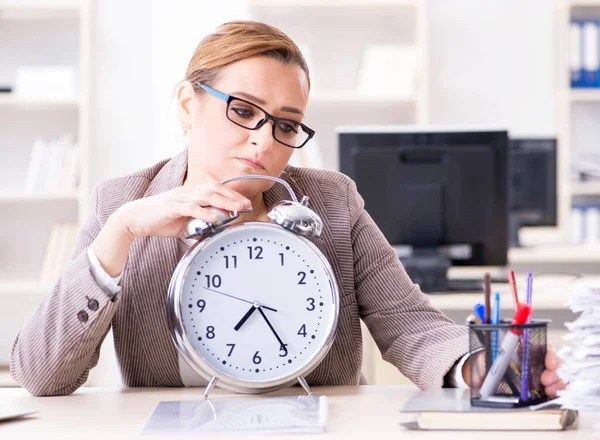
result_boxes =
[0,386,593,439]
[430,273,599,311]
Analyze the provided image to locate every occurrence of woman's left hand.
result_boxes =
[541,345,566,398]
[463,344,567,398]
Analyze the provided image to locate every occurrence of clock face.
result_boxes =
[170,222,339,388]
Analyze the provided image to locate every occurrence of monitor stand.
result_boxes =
[399,250,493,294]
[509,211,544,248]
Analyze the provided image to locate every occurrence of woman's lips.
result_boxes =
[236,157,265,171]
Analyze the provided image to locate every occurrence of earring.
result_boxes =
[183,126,188,136]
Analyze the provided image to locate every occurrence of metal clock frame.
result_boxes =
[167,199,340,400]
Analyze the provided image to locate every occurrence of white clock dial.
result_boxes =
[174,222,338,386]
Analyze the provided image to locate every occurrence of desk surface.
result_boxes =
[429,274,600,311]
[0,385,593,439]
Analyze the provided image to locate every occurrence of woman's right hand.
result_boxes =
[118,182,252,239]
[92,182,251,278]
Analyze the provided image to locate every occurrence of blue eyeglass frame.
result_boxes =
[196,82,315,149]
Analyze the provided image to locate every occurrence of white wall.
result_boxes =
[90,0,156,186]
[90,1,249,188]
[428,0,556,137]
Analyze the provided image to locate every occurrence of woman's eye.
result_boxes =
[231,107,254,118]
[278,121,298,134]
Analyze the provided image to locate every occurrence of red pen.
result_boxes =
[508,270,519,310]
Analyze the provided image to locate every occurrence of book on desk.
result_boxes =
[399,388,578,431]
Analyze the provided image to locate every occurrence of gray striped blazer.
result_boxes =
[10,148,469,396]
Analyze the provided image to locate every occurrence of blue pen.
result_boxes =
[520,272,533,401]
[491,292,500,362]
[472,303,485,324]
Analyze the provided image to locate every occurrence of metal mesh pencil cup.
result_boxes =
[468,320,549,408]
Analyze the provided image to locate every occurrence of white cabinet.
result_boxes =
[0,0,90,366]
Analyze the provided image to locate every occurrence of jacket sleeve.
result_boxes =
[10,185,121,396]
[348,179,469,389]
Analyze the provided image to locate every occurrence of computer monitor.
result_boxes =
[338,127,509,293]
[509,138,557,248]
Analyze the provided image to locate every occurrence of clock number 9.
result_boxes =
[196,299,206,312]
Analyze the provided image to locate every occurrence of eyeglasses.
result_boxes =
[196,82,315,149]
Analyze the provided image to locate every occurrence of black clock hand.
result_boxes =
[203,288,277,312]
[257,307,286,351]
[234,305,257,331]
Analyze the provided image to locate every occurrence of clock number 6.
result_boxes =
[253,351,262,364]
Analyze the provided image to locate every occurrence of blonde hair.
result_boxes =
[185,20,310,90]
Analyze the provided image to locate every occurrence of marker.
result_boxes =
[480,303,531,399]
[472,303,485,324]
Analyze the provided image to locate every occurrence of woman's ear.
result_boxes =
[176,81,196,130]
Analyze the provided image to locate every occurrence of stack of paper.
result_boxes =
[556,282,600,413]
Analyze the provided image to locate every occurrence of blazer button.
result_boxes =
[77,311,89,323]
[88,299,99,311]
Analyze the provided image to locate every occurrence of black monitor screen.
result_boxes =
[339,129,509,268]
[509,138,557,246]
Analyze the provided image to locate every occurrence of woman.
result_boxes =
[10,20,564,397]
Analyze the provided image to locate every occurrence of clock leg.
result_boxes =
[297,375,313,396]
[202,376,218,400]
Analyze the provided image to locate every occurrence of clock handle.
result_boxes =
[221,175,299,203]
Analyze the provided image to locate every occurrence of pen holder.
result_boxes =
[468,320,550,408]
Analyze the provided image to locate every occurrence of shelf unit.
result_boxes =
[246,0,428,171]
[555,0,600,249]
[0,0,90,365]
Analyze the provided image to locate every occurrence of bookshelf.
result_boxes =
[554,0,600,250]
[0,0,90,366]
[246,0,428,170]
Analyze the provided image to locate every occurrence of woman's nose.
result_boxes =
[249,121,275,152]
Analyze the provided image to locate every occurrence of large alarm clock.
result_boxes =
[167,175,340,399]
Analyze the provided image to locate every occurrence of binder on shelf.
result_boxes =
[24,134,80,194]
[582,20,599,88]
[570,21,584,88]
